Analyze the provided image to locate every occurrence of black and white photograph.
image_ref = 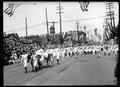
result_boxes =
[3,1,119,86]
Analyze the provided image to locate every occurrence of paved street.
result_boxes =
[3,1,119,86]
[4,56,70,85]
[4,52,117,86]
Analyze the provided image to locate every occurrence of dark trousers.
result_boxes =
[38,61,41,69]
[31,62,34,71]
[57,59,59,65]
[24,67,27,73]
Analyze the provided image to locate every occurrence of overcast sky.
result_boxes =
[3,2,119,37]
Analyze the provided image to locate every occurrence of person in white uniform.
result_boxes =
[21,53,28,73]
[56,51,60,65]
[32,52,39,72]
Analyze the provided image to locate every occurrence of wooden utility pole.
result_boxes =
[45,8,49,42]
[106,2,116,44]
[25,17,28,37]
[76,21,79,44]
[56,2,64,46]
[106,2,115,29]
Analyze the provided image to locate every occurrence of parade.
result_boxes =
[3,2,119,86]
[19,44,118,73]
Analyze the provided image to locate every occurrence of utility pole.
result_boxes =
[45,8,49,42]
[76,21,79,44]
[56,2,64,46]
[49,21,58,42]
[25,17,28,37]
[106,2,115,30]
[106,2,115,44]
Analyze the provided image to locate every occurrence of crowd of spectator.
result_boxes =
[3,32,99,65]
[3,33,40,65]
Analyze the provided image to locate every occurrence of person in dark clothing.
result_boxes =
[31,57,34,72]
[16,50,20,59]
[29,52,35,72]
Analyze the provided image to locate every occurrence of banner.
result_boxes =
[4,2,23,17]
[79,2,89,11]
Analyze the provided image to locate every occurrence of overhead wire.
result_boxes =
[5,14,119,33]
[5,22,46,32]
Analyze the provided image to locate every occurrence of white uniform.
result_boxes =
[62,51,65,58]
[56,52,60,60]
[21,54,28,67]
[92,48,95,55]
[115,47,118,55]
[44,52,48,58]
[40,56,44,62]
[33,54,38,67]
[53,51,56,59]
[36,49,43,55]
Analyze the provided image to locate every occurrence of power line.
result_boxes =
[4,23,24,27]
[5,15,118,33]
[5,14,118,28]
[5,22,46,32]
[4,16,107,33]
[62,15,118,23]
[63,15,107,22]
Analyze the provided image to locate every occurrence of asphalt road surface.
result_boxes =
[4,52,117,86]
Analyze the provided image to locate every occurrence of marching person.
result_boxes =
[21,53,29,73]
[97,48,101,58]
[37,54,42,70]
[44,51,49,66]
[27,51,35,72]
[62,50,65,60]
[56,50,60,65]
[32,52,38,72]
[50,53,54,66]
[30,54,34,72]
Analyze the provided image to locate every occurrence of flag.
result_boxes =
[4,3,14,17]
[105,32,109,40]
[79,2,89,12]
[4,2,22,17]
[104,28,110,40]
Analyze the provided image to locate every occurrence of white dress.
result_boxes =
[21,54,28,67]
[56,52,60,60]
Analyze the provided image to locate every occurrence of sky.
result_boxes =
[3,2,119,37]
